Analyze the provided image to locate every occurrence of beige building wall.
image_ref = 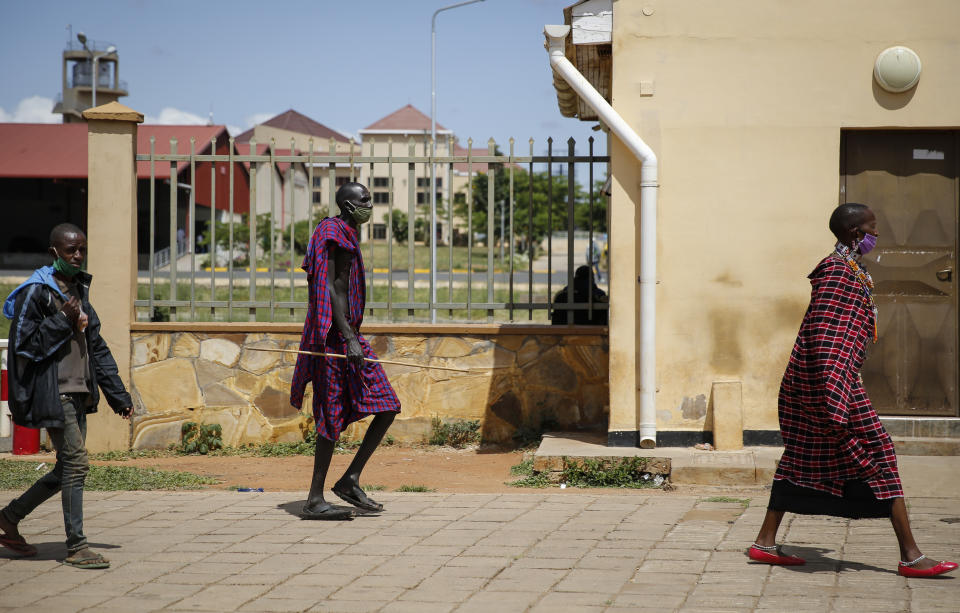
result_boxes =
[607,0,960,435]
[359,133,458,242]
[250,161,310,233]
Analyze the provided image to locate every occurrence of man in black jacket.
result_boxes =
[0,223,132,569]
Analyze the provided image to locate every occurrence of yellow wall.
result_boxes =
[609,0,960,432]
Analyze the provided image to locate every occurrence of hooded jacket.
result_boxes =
[4,266,132,429]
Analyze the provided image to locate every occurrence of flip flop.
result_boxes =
[63,549,110,569]
[0,534,38,558]
[300,504,353,521]
[332,481,384,513]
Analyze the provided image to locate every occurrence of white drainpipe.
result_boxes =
[544,24,658,448]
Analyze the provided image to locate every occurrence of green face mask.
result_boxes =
[345,202,372,225]
[52,250,81,277]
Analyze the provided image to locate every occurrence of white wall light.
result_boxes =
[874,46,922,93]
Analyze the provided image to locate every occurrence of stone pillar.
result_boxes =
[606,138,642,447]
[82,102,143,452]
[712,380,743,450]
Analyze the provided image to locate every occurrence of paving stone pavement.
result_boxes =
[0,490,958,612]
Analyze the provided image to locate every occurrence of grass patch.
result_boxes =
[90,448,178,461]
[429,417,481,448]
[363,484,387,491]
[701,496,750,506]
[508,459,552,488]
[508,456,667,490]
[395,484,435,493]
[0,459,217,491]
[137,280,551,324]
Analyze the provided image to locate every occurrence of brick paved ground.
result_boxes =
[0,490,957,612]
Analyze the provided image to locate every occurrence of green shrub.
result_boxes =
[179,422,223,455]
[429,416,481,448]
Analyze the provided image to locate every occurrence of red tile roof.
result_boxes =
[362,104,448,132]
[235,109,350,143]
[137,125,227,179]
[0,123,89,178]
[0,123,237,180]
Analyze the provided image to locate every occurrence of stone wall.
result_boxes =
[129,324,609,449]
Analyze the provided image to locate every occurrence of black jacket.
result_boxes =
[7,270,132,429]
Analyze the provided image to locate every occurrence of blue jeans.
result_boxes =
[2,394,89,554]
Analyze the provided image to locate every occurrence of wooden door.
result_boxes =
[842,130,958,416]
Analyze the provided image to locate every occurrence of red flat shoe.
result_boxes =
[748,544,805,566]
[897,556,958,578]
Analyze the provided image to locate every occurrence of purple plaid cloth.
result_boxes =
[290,217,400,441]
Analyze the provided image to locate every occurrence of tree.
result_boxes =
[457,166,606,256]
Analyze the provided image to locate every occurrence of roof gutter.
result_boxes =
[544,24,658,448]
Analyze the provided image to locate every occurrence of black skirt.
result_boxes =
[768,478,894,519]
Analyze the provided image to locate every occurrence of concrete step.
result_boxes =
[892,436,960,456]
[534,432,960,496]
[533,432,781,486]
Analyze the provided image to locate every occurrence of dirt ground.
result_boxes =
[82,446,768,498]
[92,446,531,493]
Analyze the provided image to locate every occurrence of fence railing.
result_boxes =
[135,135,609,325]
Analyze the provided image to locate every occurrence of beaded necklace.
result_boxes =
[834,241,878,343]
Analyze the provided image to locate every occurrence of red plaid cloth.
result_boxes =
[774,251,902,500]
[290,217,400,441]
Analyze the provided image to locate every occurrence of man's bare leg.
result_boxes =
[301,436,352,520]
[333,413,396,512]
[890,497,936,569]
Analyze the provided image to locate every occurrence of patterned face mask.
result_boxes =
[345,202,372,225]
[858,233,877,255]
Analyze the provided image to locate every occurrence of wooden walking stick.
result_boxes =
[245,347,473,373]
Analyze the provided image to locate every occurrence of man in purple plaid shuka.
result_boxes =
[291,182,400,520]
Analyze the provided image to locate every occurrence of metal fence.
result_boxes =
[135,135,609,325]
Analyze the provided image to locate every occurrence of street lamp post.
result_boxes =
[77,32,115,109]
[431,0,484,323]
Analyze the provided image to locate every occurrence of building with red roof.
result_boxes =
[0,123,249,269]
[236,109,360,220]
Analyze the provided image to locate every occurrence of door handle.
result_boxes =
[936,268,953,282]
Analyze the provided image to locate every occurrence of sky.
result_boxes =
[0,0,605,157]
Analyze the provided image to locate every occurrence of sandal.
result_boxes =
[300,503,353,521]
[332,480,383,513]
[63,548,110,569]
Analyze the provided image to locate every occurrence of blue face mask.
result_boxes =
[858,233,877,255]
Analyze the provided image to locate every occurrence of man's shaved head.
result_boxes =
[829,203,870,240]
[50,223,85,247]
[336,182,369,210]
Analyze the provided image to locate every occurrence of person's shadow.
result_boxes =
[761,545,953,578]
[277,500,377,520]
[0,541,120,562]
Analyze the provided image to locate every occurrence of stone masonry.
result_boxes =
[129,329,608,449]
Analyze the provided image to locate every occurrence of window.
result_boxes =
[312,177,322,188]
[335,176,352,187]
[372,224,387,239]
[312,192,323,203]
[373,177,389,188]
[416,192,426,204]
[373,192,390,204]
[416,177,430,187]
[454,192,466,204]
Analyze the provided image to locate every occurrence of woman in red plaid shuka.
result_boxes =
[291,182,400,521]
[749,204,956,578]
